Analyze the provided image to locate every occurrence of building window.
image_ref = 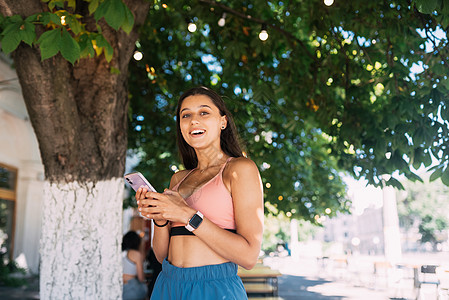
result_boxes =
[0,163,17,264]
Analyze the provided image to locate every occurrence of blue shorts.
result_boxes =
[123,278,148,300]
[150,258,248,300]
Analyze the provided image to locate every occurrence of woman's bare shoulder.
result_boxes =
[224,157,260,179]
[169,169,191,189]
[228,157,259,172]
[127,249,142,262]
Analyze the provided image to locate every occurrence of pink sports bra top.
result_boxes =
[170,157,236,235]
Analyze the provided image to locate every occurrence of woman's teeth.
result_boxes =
[191,130,205,135]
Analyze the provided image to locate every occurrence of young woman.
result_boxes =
[122,231,148,300]
[136,86,264,299]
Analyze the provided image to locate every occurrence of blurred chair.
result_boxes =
[373,261,392,289]
[436,266,449,300]
[415,265,439,300]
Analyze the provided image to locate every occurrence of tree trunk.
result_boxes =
[0,1,149,298]
[40,179,123,299]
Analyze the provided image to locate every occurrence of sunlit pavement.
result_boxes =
[0,253,446,299]
[263,254,446,300]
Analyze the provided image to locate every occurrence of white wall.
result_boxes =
[0,57,44,273]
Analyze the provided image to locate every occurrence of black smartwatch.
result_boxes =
[185,211,204,232]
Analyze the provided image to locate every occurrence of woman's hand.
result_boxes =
[135,187,166,224]
[137,188,196,225]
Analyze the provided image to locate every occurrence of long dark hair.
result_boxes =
[176,86,243,169]
[122,231,141,251]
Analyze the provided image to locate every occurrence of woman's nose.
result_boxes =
[190,115,200,124]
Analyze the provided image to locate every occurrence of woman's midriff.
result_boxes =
[168,236,229,268]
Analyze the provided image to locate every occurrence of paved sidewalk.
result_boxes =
[0,275,39,299]
[0,254,443,299]
[264,257,414,300]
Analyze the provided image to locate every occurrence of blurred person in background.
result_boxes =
[122,231,148,300]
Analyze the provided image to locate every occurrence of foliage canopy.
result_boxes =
[127,0,449,222]
[1,0,449,222]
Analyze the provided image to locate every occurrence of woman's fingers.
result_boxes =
[144,191,164,199]
[139,198,159,207]
[139,203,163,217]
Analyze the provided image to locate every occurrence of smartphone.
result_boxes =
[124,172,157,220]
[124,172,157,193]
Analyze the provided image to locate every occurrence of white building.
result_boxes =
[0,54,44,273]
[322,178,385,255]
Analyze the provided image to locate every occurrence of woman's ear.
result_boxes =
[221,116,228,129]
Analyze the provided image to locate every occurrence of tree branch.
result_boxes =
[198,0,317,62]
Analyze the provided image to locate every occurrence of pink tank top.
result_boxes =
[171,157,236,230]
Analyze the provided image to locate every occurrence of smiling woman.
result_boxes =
[135,86,264,299]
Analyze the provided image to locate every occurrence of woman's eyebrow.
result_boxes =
[180,104,212,113]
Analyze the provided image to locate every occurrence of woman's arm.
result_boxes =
[192,158,264,269]
[128,250,146,282]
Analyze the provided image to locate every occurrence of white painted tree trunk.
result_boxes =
[40,178,124,299]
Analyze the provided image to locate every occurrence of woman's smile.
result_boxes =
[190,128,206,137]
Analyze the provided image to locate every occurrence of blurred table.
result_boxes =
[238,265,282,296]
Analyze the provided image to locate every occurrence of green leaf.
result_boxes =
[47,1,65,10]
[37,28,61,60]
[78,33,95,58]
[423,150,432,167]
[65,14,82,35]
[19,21,36,46]
[412,148,423,169]
[121,3,135,34]
[95,34,113,62]
[1,23,21,54]
[414,0,439,14]
[429,166,443,182]
[413,127,425,145]
[387,176,404,190]
[94,0,129,31]
[94,0,120,30]
[67,0,77,9]
[104,0,126,31]
[40,12,62,26]
[88,0,101,15]
[441,167,449,186]
[406,172,423,183]
[25,14,39,23]
[60,28,80,64]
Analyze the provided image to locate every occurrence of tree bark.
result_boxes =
[40,179,123,299]
[0,1,149,298]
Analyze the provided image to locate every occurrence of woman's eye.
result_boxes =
[200,111,209,116]
[182,114,190,118]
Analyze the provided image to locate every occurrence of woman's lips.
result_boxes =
[190,129,206,136]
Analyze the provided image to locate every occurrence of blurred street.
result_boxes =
[263,252,449,300]
[1,252,448,299]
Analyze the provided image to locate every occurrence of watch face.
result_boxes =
[190,214,203,228]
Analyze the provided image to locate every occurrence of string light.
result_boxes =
[324,0,334,6]
[133,51,143,61]
[60,16,66,26]
[187,22,197,32]
[218,13,226,27]
[259,24,268,41]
